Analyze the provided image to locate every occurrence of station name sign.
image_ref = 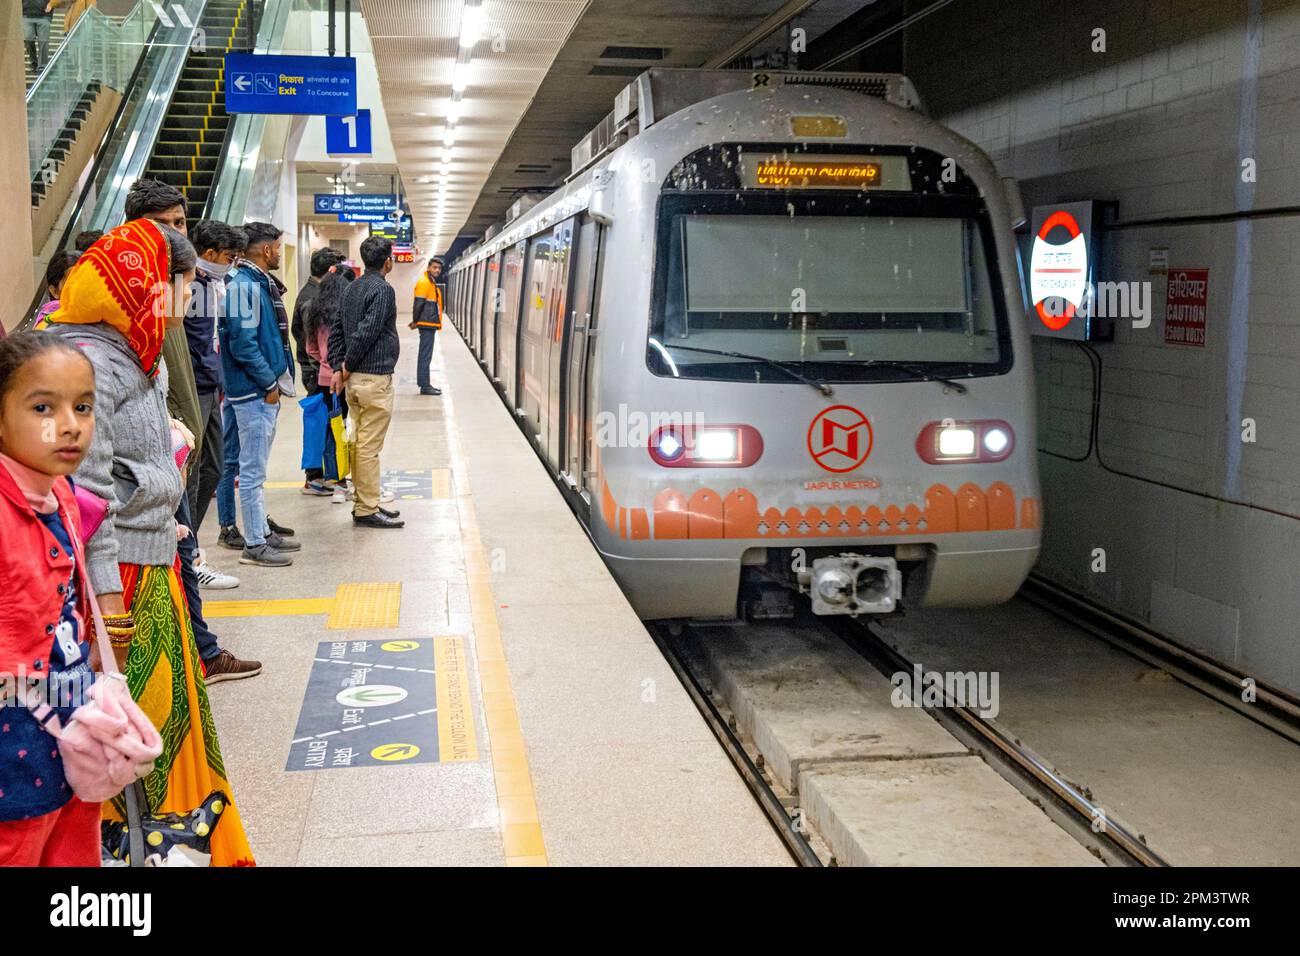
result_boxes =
[1027,200,1110,341]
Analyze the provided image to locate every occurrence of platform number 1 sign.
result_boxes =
[326,109,373,156]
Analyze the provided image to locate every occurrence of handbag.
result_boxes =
[299,392,328,471]
[327,393,352,480]
[71,482,108,540]
[24,586,163,804]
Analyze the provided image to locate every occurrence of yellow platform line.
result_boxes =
[444,381,547,866]
[205,582,400,629]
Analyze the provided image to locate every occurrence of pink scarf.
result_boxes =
[0,451,59,515]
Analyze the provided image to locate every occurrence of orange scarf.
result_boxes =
[47,219,171,378]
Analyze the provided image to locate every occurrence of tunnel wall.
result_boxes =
[904,0,1300,693]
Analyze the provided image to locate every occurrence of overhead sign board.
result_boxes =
[326,109,372,155]
[314,193,398,215]
[370,219,413,243]
[338,211,393,223]
[1027,200,1109,341]
[225,53,358,115]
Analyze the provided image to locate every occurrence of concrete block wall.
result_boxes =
[903,0,1300,693]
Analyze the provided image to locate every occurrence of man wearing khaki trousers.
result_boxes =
[329,236,405,529]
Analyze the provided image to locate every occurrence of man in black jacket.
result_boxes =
[329,237,403,529]
[292,246,344,494]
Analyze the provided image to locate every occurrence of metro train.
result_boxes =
[446,69,1041,621]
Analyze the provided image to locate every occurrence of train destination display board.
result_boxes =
[740,153,911,191]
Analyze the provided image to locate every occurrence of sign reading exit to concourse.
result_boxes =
[225,53,357,115]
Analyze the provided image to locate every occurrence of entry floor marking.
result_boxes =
[205,582,401,629]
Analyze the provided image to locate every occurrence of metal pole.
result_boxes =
[328,0,336,57]
[345,0,351,58]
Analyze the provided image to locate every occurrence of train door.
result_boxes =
[561,216,602,501]
[497,241,525,406]
[482,252,501,377]
[468,263,481,353]
[542,219,574,472]
[519,231,555,440]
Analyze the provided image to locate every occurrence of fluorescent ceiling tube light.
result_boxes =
[460,4,485,48]
[451,62,468,92]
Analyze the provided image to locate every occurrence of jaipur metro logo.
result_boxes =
[808,405,873,473]
[1029,209,1089,331]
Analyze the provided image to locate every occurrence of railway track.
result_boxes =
[655,611,1167,867]
[1019,574,1300,746]
[827,616,1166,867]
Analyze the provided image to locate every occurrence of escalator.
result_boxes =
[21,0,285,328]
[142,0,250,218]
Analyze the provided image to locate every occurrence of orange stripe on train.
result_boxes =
[605,475,1041,540]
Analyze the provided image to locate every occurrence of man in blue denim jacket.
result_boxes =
[220,221,302,567]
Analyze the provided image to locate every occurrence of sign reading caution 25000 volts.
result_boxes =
[225,53,357,115]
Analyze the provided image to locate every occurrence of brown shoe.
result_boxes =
[204,650,263,684]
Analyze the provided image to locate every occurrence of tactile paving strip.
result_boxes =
[327,582,402,630]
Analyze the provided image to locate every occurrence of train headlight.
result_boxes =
[695,429,738,462]
[656,430,685,461]
[983,427,1010,455]
[916,420,1015,463]
[937,427,976,457]
[648,424,764,468]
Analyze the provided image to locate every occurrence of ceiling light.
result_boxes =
[451,61,468,92]
[442,129,456,146]
[459,3,485,48]
[446,101,461,124]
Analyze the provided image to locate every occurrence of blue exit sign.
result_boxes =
[225,53,357,115]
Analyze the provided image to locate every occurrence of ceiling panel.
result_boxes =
[359,0,589,250]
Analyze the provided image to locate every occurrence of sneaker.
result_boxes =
[379,489,395,503]
[239,544,293,566]
[419,386,442,396]
[332,485,348,504]
[267,515,294,536]
[218,525,246,550]
[302,480,332,496]
[353,511,405,529]
[194,558,239,590]
[204,650,263,684]
[265,531,302,552]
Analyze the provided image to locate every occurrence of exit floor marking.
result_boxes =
[290,707,437,745]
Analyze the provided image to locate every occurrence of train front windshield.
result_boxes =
[648,210,1011,383]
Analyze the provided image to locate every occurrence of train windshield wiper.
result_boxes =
[659,343,834,396]
[861,360,969,394]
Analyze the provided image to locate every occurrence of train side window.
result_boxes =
[524,233,553,336]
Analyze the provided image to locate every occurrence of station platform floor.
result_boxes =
[199,319,790,867]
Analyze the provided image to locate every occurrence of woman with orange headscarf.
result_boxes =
[46,220,254,866]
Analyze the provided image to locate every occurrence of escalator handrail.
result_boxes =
[202,0,265,220]
[19,15,166,332]
[206,0,292,226]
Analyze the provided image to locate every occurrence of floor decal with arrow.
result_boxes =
[286,636,476,771]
